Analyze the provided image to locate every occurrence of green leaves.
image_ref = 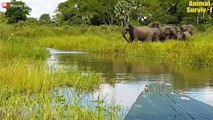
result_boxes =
[55,0,212,25]
[39,14,52,24]
[5,1,31,24]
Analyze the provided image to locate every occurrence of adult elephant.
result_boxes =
[122,25,160,42]
[180,24,194,35]
[149,23,177,41]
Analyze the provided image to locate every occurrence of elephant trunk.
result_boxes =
[122,29,131,43]
[122,33,129,42]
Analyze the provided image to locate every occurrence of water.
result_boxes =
[47,48,213,114]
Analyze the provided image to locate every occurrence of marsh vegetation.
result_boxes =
[1,0,213,119]
[0,23,213,119]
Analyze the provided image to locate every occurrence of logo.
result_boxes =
[1,1,26,9]
[1,2,10,9]
[187,0,213,13]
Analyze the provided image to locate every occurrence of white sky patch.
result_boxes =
[0,0,67,18]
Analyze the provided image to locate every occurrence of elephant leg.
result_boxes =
[154,35,160,41]
[165,35,170,40]
[145,36,152,42]
[156,36,160,41]
[134,36,139,42]
[128,37,134,43]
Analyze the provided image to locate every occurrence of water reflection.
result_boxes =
[47,49,213,110]
[184,87,213,107]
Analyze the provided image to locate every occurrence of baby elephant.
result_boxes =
[176,32,183,40]
[182,31,191,40]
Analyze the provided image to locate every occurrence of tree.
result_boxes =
[114,0,142,26]
[39,14,52,24]
[56,0,213,26]
[56,0,119,25]
[135,0,180,24]
[5,1,31,24]
[25,17,39,26]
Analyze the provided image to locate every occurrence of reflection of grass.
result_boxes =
[0,59,121,119]
[172,65,213,90]
[0,89,121,120]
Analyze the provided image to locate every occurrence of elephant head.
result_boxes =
[160,25,177,41]
[122,25,134,43]
[182,31,191,40]
[180,24,194,35]
[148,23,177,41]
[122,25,160,42]
[148,22,160,28]
[171,32,183,40]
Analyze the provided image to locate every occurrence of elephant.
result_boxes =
[122,25,160,42]
[161,25,177,40]
[182,31,191,40]
[149,23,177,41]
[175,32,183,40]
[169,31,183,40]
[180,24,194,35]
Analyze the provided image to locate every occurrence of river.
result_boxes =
[47,48,213,116]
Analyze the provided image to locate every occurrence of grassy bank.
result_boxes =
[38,27,213,66]
[0,59,121,120]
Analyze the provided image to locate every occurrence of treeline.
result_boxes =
[54,0,213,26]
[1,0,213,27]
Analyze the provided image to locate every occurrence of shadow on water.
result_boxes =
[47,48,213,115]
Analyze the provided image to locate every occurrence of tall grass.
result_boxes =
[0,59,122,119]
[0,59,102,93]
[0,24,123,119]
[38,29,213,66]
[0,92,121,120]
[0,23,213,119]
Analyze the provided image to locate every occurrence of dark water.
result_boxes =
[47,48,213,114]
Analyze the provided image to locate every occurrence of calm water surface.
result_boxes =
[47,48,213,114]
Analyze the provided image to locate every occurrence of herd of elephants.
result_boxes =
[122,23,195,42]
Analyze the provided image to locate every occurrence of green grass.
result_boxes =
[0,93,121,120]
[0,59,102,93]
[38,29,213,66]
[0,23,213,119]
[0,59,121,120]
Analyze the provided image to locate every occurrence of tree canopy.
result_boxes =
[2,0,213,26]
[5,1,31,24]
[55,0,213,26]
[39,14,52,24]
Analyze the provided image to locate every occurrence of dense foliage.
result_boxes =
[39,14,52,24]
[55,0,213,26]
[2,0,213,26]
[5,1,31,24]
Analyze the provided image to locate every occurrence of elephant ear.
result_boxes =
[164,27,170,34]
[128,25,134,40]
[169,27,177,34]
[153,23,160,28]
[181,25,187,32]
